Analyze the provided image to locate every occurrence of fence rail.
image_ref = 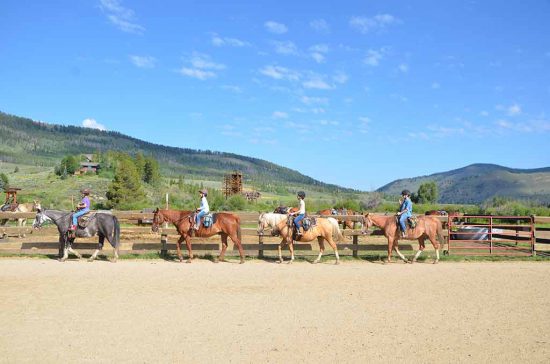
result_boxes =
[1,211,549,258]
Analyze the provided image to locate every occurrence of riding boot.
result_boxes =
[401,230,406,238]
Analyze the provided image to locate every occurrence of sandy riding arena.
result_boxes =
[1,259,549,363]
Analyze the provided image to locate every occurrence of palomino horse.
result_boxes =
[0,201,40,236]
[269,215,344,264]
[151,209,245,263]
[362,213,444,264]
[32,205,120,262]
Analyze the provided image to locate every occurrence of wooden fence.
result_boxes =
[0,211,549,258]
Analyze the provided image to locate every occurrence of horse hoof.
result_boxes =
[186,259,192,263]
[405,260,412,264]
[287,260,293,265]
[433,260,439,264]
[313,260,319,264]
[277,260,283,264]
[240,259,245,264]
[59,258,66,263]
[335,260,340,265]
[213,258,219,264]
[87,258,94,262]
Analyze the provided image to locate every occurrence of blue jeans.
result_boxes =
[196,210,207,226]
[294,214,305,228]
[399,213,410,232]
[72,208,89,226]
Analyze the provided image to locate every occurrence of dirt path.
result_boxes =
[0,258,549,363]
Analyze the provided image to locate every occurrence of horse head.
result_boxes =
[151,208,164,233]
[32,208,50,229]
[361,213,373,234]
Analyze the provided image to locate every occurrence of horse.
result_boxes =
[151,209,245,264]
[0,201,40,235]
[259,213,344,264]
[425,210,448,216]
[362,213,444,264]
[273,206,298,214]
[317,208,360,230]
[32,204,120,262]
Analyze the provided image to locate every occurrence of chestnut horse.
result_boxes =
[317,208,359,229]
[362,213,444,264]
[151,209,245,264]
[274,216,344,264]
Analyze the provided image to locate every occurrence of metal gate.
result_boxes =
[447,215,534,256]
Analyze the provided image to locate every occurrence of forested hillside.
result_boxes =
[0,111,353,193]
[377,164,550,204]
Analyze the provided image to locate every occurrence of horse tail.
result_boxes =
[435,218,444,246]
[112,215,121,249]
[329,218,345,243]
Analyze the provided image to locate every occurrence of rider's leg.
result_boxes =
[294,214,305,235]
[399,214,408,237]
[195,210,206,230]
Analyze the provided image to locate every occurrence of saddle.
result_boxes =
[191,212,215,229]
[76,211,95,229]
[301,216,316,232]
[396,215,418,231]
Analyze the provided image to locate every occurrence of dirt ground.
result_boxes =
[0,258,549,363]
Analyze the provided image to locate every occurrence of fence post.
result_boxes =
[258,234,264,259]
[531,215,536,257]
[160,233,168,257]
[352,234,358,258]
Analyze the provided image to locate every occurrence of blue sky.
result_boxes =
[1,0,549,190]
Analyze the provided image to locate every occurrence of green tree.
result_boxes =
[134,152,146,178]
[416,181,438,203]
[55,155,80,176]
[106,157,146,209]
[143,156,161,185]
[0,173,9,192]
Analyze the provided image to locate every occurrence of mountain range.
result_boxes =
[377,163,550,204]
[2,111,549,204]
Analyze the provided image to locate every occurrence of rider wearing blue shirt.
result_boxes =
[194,189,209,230]
[397,189,413,238]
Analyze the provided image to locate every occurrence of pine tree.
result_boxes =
[106,157,146,209]
[143,156,161,185]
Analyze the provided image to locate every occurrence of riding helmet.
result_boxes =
[199,189,208,196]
[81,188,91,195]
[297,191,306,198]
[401,189,411,196]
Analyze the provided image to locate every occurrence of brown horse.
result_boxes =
[151,209,245,264]
[425,210,448,216]
[317,208,359,229]
[362,213,444,264]
[275,216,344,264]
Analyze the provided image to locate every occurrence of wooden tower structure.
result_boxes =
[223,171,243,198]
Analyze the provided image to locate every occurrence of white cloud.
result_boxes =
[259,65,301,81]
[333,72,348,84]
[178,68,216,80]
[179,53,225,80]
[507,103,521,116]
[319,119,339,126]
[82,118,106,131]
[359,116,370,125]
[264,21,288,34]
[311,53,325,63]
[310,19,330,33]
[350,14,399,34]
[302,77,332,90]
[364,49,383,66]
[129,55,156,68]
[480,110,489,116]
[431,82,440,89]
[495,118,550,133]
[211,34,250,47]
[272,41,298,55]
[398,63,409,73]
[99,0,145,34]
[189,53,225,70]
[272,111,288,119]
[221,85,243,93]
[300,96,328,105]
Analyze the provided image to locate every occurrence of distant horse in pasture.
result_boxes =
[362,213,444,264]
[32,205,120,262]
[317,208,361,230]
[258,213,344,264]
[152,209,245,263]
[424,210,448,216]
